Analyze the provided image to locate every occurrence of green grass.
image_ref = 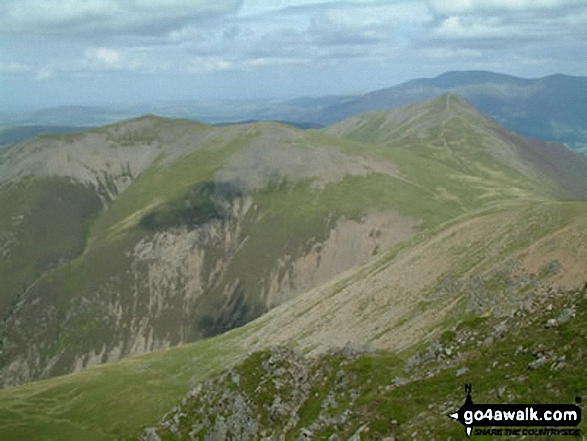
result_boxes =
[89,132,252,241]
[0,177,102,318]
[0,328,250,441]
[133,286,587,440]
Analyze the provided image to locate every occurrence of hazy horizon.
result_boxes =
[2,0,587,112]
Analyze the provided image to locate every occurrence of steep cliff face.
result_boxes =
[0,114,433,387]
[0,185,417,387]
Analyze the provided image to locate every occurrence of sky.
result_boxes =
[1,0,586,111]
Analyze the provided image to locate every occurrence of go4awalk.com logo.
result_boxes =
[448,384,582,437]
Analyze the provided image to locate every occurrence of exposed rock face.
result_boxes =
[141,346,369,441]
[0,117,423,388]
[264,211,418,308]
[0,196,415,387]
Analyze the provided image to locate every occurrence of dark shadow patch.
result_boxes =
[139,181,244,231]
[198,283,265,338]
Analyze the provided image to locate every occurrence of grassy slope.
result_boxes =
[150,285,586,440]
[0,178,102,316]
[324,93,587,201]
[0,199,585,440]
[0,329,248,441]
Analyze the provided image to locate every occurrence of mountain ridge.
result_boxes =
[3,71,587,154]
[314,72,587,153]
[1,94,586,391]
[0,93,586,440]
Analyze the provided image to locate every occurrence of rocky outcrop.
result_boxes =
[142,285,587,440]
[141,346,372,441]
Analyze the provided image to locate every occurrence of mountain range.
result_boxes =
[0,92,586,440]
[314,71,587,154]
[2,71,587,155]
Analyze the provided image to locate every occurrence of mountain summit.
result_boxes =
[325,93,587,201]
[314,72,587,154]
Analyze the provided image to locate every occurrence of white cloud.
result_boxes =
[327,2,433,27]
[5,0,119,28]
[433,16,520,39]
[429,7,587,42]
[0,62,31,74]
[85,47,120,66]
[424,47,483,59]
[0,0,240,34]
[243,56,309,67]
[188,56,234,72]
[236,0,387,17]
[83,47,142,70]
[427,0,585,14]
[35,66,54,80]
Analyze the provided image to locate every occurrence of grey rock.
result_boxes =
[456,367,469,377]
[349,424,368,441]
[545,318,558,329]
[429,342,443,355]
[551,361,566,372]
[142,428,161,441]
[497,386,506,399]
[528,356,548,371]
[299,428,314,439]
[491,321,508,338]
[557,307,576,324]
[392,376,409,387]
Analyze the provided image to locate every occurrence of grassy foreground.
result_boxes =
[0,329,250,441]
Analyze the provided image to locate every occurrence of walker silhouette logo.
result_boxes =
[448,384,582,438]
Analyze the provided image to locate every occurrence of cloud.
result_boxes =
[427,7,587,44]
[35,66,55,80]
[188,56,234,72]
[235,0,387,17]
[327,2,432,27]
[32,46,144,81]
[3,0,586,105]
[0,62,31,75]
[0,0,240,35]
[83,47,141,70]
[427,0,585,14]
[423,47,483,59]
[432,16,521,39]
[85,47,120,66]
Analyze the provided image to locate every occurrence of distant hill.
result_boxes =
[0,126,91,146]
[313,71,587,152]
[3,71,586,153]
[324,93,587,200]
[0,97,347,134]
